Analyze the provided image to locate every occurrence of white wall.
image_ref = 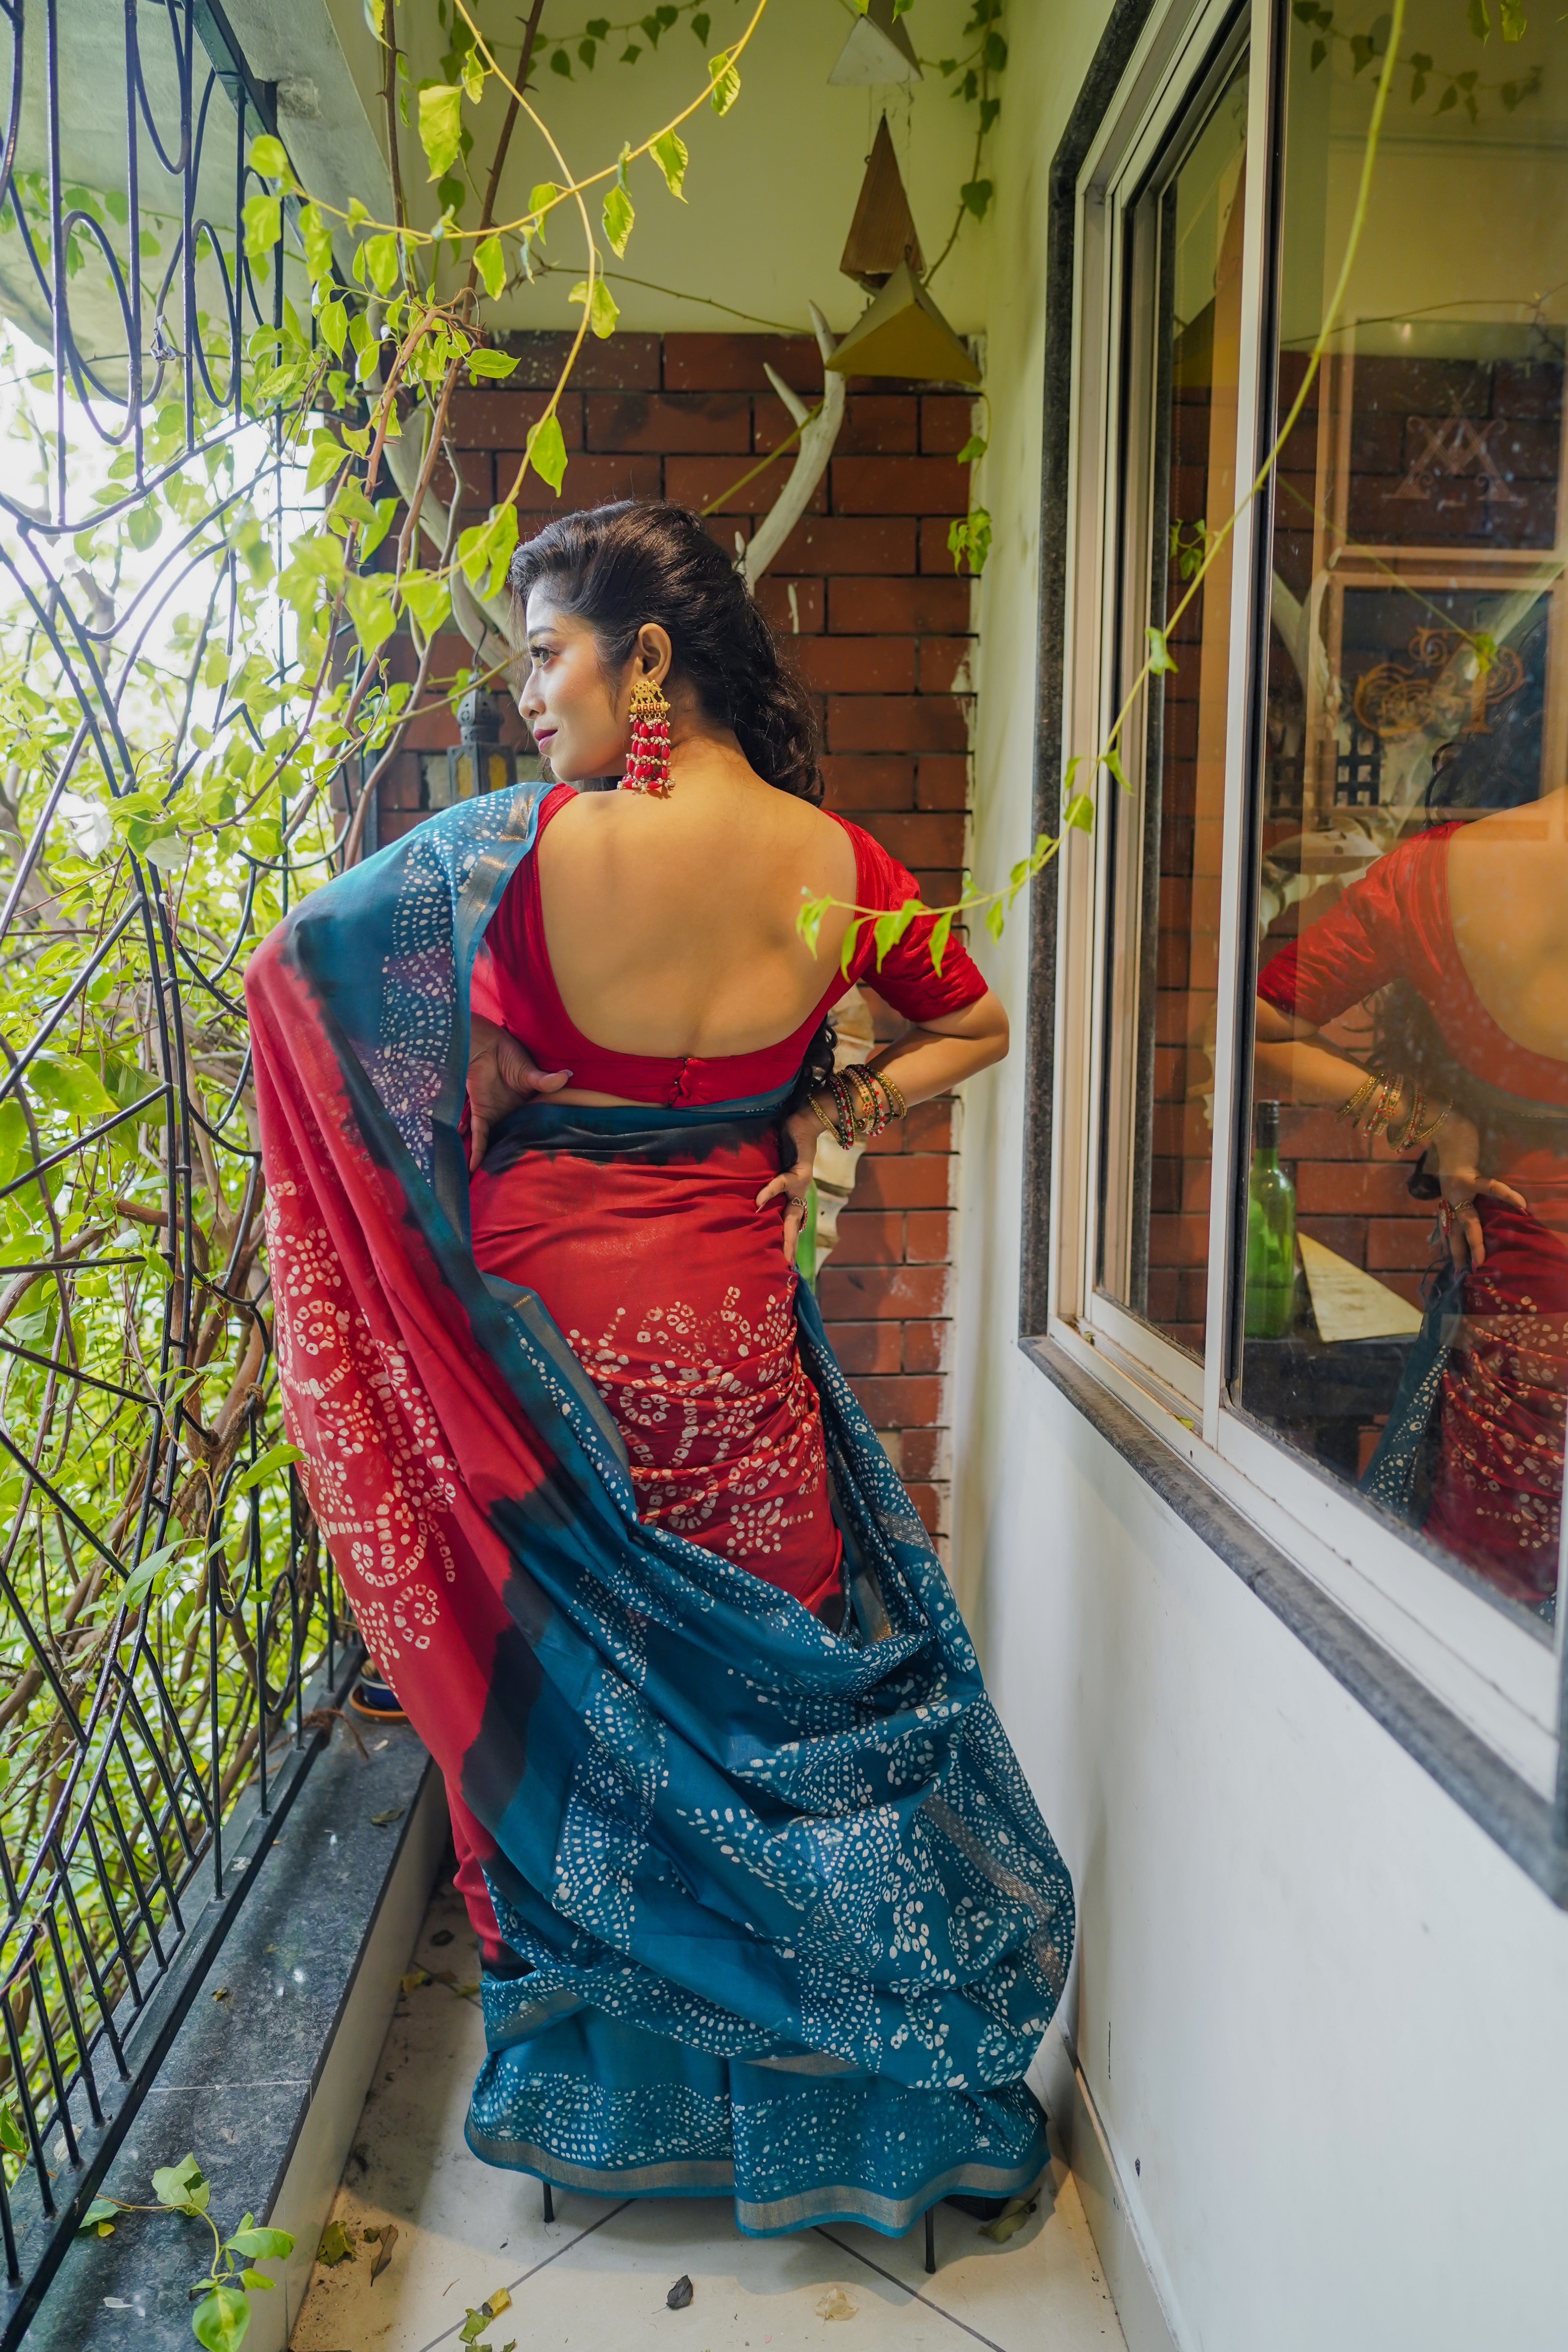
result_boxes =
[952,5,1568,2348]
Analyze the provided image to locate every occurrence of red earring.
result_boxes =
[622,676,672,797]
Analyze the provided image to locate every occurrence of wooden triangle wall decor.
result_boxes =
[839,115,925,290]
[826,258,981,386]
[828,0,922,85]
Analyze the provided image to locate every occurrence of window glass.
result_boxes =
[1238,2,1568,1630]
[1100,50,1250,1361]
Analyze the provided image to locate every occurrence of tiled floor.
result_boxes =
[290,1882,1127,2352]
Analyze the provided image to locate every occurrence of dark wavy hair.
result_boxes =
[508,500,823,803]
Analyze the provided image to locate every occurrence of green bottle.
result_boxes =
[1245,1099,1297,1339]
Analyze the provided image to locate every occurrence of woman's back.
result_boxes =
[536,749,860,1067]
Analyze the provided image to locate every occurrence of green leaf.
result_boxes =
[299,203,334,286]
[305,431,347,493]
[0,2107,26,2154]
[238,2272,275,2291]
[227,2224,294,2259]
[401,571,453,635]
[248,134,290,182]
[693,11,711,38]
[528,182,559,239]
[361,496,398,559]
[1145,624,1177,675]
[1063,791,1095,831]
[241,192,280,262]
[839,915,864,980]
[929,907,953,974]
[152,2154,207,2214]
[231,1441,303,1495]
[526,410,569,494]
[1467,0,1490,35]
[363,232,400,295]
[419,82,465,181]
[363,0,385,35]
[80,2197,119,2231]
[979,2195,1034,2243]
[467,347,521,378]
[1103,744,1131,793]
[346,575,397,658]
[960,178,994,220]
[708,49,741,112]
[568,275,619,339]
[192,2283,250,2352]
[1472,630,1497,676]
[797,893,829,956]
[1499,0,1525,34]
[551,47,573,76]
[956,434,988,463]
[318,2220,356,2266]
[602,184,634,256]
[319,297,348,356]
[651,129,688,200]
[475,234,506,301]
[122,1538,192,1616]
[985,900,1005,942]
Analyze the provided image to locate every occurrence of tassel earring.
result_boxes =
[622,675,672,797]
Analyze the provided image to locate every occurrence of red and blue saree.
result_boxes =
[246,784,1074,2237]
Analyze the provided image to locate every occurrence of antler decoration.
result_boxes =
[744,303,846,593]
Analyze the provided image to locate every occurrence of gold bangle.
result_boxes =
[1338,1072,1380,1125]
[808,1092,837,1136]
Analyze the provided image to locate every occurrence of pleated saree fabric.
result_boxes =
[246,787,1074,2238]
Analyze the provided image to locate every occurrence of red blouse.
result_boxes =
[1258,822,1568,1109]
[471,784,988,1107]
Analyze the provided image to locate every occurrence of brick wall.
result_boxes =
[376,330,979,1546]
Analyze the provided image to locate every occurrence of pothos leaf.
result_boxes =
[191,2282,250,2352]
[1063,791,1095,831]
[419,82,464,182]
[1145,624,1177,675]
[401,570,453,635]
[526,411,569,495]
[929,907,954,974]
[568,275,619,340]
[796,893,829,956]
[248,134,290,183]
[474,234,506,302]
[345,575,397,659]
[984,900,1005,942]
[708,49,741,112]
[839,915,864,980]
[1103,744,1131,793]
[363,233,400,296]
[467,348,520,378]
[650,129,688,200]
[241,193,280,262]
[602,184,634,257]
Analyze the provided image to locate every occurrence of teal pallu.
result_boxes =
[245,790,1074,2240]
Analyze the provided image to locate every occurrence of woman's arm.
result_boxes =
[757,991,1010,1267]
[1252,998,1523,1272]
[467,1014,571,1170]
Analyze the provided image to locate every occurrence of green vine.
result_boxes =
[78,2152,293,2351]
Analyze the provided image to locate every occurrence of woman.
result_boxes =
[247,503,1073,2241]
[1254,786,1568,1609]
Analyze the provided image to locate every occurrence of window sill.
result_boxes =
[1020,1329,1568,1906]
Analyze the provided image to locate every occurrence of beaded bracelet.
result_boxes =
[812,1064,908,1151]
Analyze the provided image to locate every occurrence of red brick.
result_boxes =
[377,809,423,841]
[909,869,964,912]
[902,1320,949,1375]
[918,636,976,693]
[831,455,971,514]
[494,330,661,389]
[378,759,423,812]
[506,452,663,510]
[829,577,973,632]
[899,1423,949,1479]
[906,1210,953,1262]
[821,755,916,812]
[1365,1218,1441,1270]
[585,392,751,452]
[831,1210,903,1265]
[903,1100,955,1152]
[776,517,917,574]
[663,333,823,392]
[401,707,461,750]
[820,1264,950,1320]
[823,1319,904,1374]
[755,577,823,633]
[426,444,496,508]
[453,390,586,455]
[916,755,970,809]
[794,637,916,693]
[855,811,968,867]
[920,517,967,572]
[1295,1215,1368,1264]
[1296,1163,1417,1216]
[828,695,968,752]
[921,396,982,454]
[666,453,830,517]
[851,1374,943,1426]
[753,392,918,457]
[853,1155,954,1210]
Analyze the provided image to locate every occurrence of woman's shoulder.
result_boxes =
[818,812,919,906]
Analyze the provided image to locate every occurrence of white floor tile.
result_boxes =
[290,1884,1126,2352]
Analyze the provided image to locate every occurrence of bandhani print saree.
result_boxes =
[246,787,1074,2238]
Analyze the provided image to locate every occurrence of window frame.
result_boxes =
[1030,0,1568,1807]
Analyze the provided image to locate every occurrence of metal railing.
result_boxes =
[0,4,353,2336]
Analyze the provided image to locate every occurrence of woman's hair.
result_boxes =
[508,501,823,803]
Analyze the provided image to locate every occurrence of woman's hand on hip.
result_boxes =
[755,1102,822,1268]
[468,1014,570,1171]
[1432,1109,1526,1271]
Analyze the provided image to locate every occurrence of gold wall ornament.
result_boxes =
[826,257,981,386]
[1352,625,1526,742]
[829,0,922,87]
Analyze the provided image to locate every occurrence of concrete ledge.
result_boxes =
[31,1720,445,2350]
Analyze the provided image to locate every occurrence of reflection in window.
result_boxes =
[1240,2,1568,1627]
[1099,48,1250,1362]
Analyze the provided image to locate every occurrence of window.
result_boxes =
[1051,0,1568,1779]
